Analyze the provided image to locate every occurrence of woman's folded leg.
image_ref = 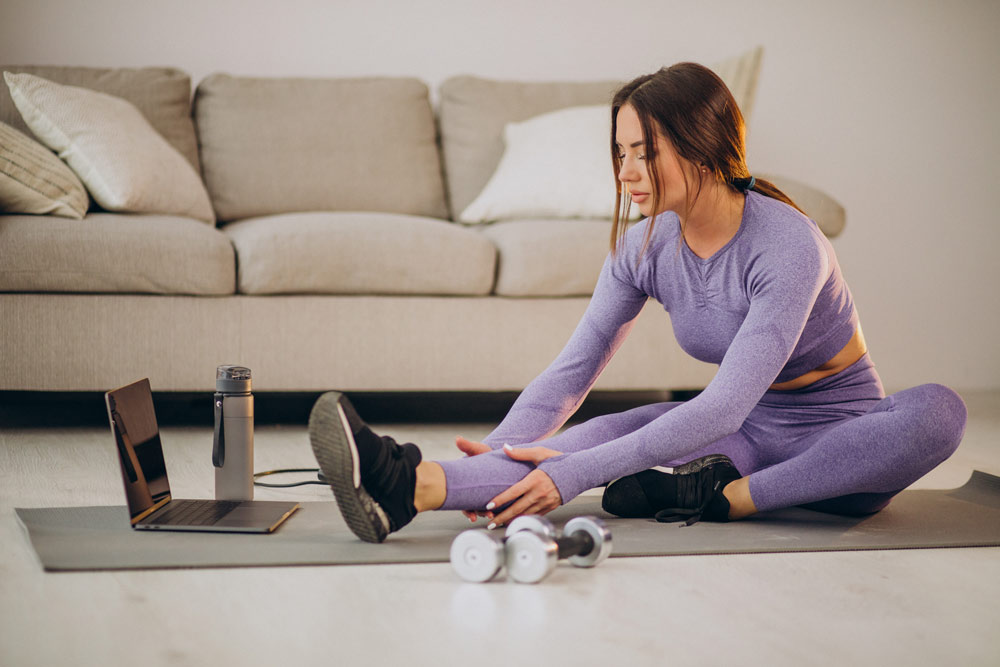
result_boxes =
[747,383,967,514]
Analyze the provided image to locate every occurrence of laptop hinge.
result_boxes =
[132,495,171,525]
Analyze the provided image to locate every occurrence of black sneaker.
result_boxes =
[601,454,741,526]
[308,392,422,543]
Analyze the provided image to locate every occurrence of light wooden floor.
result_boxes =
[2,392,999,666]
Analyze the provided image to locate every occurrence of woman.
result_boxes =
[308,63,967,544]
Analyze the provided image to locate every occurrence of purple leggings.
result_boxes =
[436,356,967,515]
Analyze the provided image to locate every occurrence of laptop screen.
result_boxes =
[105,379,171,521]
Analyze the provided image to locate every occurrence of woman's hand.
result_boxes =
[455,435,495,523]
[485,445,563,528]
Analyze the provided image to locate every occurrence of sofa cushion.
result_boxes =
[4,73,215,223]
[478,219,611,297]
[0,65,200,172]
[0,120,88,219]
[195,75,449,223]
[223,212,496,296]
[439,47,764,220]
[0,214,235,294]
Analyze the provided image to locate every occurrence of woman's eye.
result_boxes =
[637,154,646,160]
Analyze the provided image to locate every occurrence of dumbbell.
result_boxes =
[449,515,556,583]
[504,516,612,584]
[449,515,611,583]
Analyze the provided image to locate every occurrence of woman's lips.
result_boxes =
[630,191,649,203]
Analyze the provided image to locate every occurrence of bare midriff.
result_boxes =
[768,326,868,391]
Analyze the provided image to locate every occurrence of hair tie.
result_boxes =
[746,176,756,192]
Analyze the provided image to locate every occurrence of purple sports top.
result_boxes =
[482,191,860,503]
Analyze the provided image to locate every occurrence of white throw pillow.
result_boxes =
[3,72,215,223]
[0,120,88,219]
[459,104,624,224]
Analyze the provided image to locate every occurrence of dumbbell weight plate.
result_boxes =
[563,516,613,568]
[504,531,558,584]
[450,530,505,583]
[505,514,556,539]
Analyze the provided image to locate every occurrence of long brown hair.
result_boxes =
[610,62,803,255]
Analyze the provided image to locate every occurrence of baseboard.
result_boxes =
[0,389,699,427]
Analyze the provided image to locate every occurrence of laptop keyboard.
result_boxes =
[147,500,241,526]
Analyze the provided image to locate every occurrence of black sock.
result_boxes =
[356,430,422,530]
[701,482,732,522]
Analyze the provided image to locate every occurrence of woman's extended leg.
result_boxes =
[747,383,967,515]
[435,402,684,510]
[309,392,686,541]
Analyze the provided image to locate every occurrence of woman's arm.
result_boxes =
[482,250,649,448]
[536,230,831,503]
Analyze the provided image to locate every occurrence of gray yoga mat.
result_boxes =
[15,471,1000,572]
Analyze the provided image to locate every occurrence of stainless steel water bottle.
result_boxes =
[213,365,254,500]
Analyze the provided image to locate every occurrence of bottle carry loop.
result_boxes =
[212,392,225,468]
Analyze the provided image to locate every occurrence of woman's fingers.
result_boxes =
[488,494,537,529]
[490,495,558,529]
[462,509,494,523]
[500,444,562,465]
[486,470,562,528]
[455,436,491,457]
[486,477,530,517]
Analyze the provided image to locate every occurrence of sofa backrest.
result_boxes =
[193,74,449,223]
[0,65,201,172]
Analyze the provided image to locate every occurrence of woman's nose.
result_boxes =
[618,158,636,182]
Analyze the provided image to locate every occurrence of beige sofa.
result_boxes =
[0,57,844,393]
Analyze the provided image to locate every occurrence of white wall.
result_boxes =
[2,0,998,391]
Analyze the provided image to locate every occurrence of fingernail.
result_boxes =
[503,444,512,451]
[486,502,495,510]
[487,523,496,531]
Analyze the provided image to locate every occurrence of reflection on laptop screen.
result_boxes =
[106,379,171,521]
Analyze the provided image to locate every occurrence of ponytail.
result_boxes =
[736,175,806,217]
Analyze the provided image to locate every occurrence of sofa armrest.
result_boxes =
[757,173,846,238]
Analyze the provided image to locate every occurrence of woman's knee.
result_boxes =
[890,383,968,460]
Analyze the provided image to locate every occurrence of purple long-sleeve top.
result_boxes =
[482,191,859,503]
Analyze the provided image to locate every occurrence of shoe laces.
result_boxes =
[654,480,723,526]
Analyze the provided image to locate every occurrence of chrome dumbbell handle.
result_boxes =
[554,530,595,561]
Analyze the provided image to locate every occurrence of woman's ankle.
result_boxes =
[723,476,758,520]
[413,461,447,512]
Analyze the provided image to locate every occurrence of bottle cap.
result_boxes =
[216,365,252,393]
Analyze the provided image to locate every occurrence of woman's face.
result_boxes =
[615,104,694,218]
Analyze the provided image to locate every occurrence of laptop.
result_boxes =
[106,378,300,533]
